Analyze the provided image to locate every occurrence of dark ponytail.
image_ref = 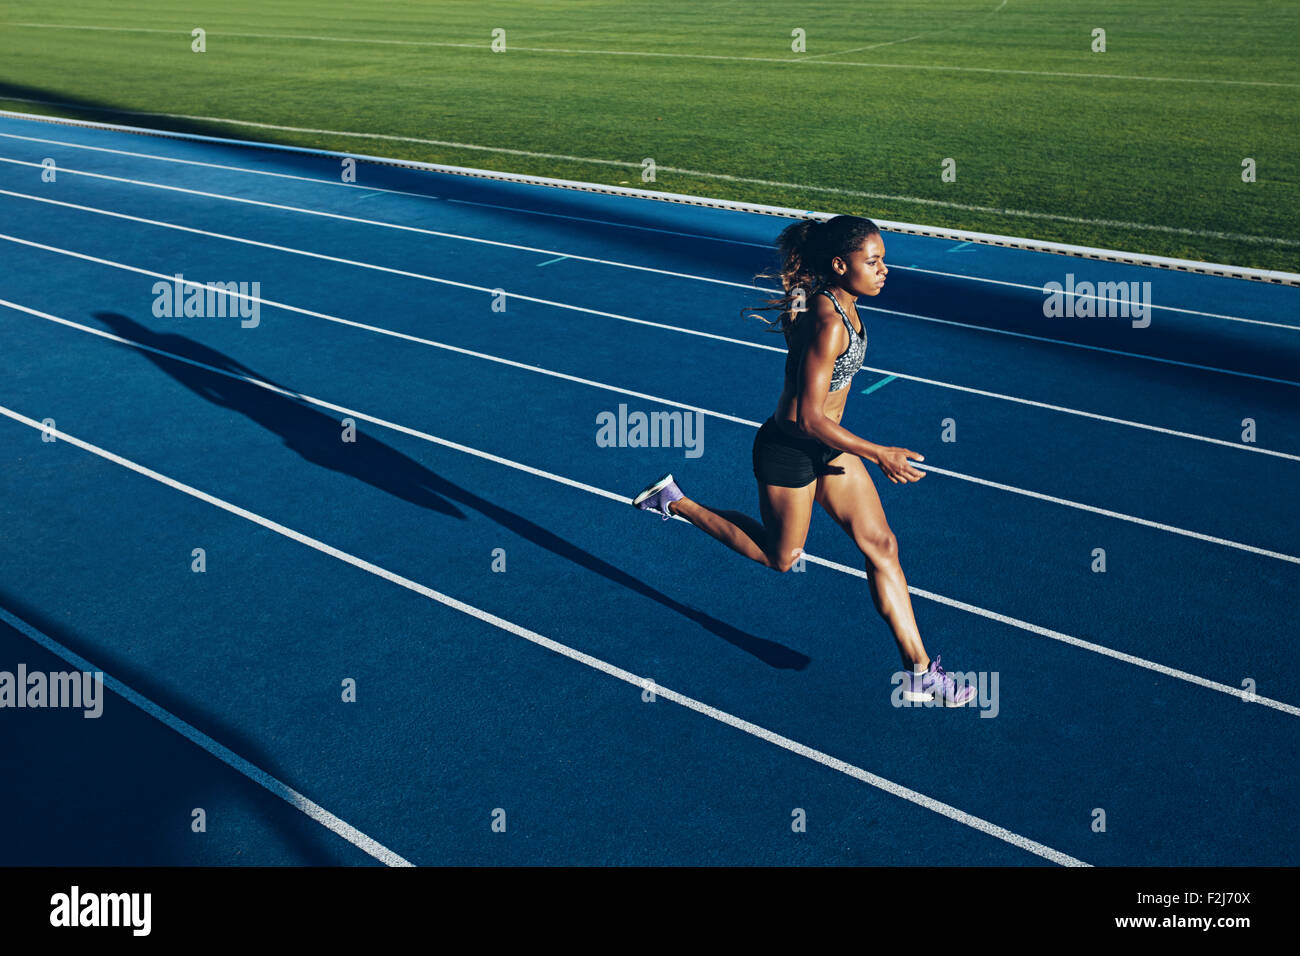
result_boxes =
[741,214,880,339]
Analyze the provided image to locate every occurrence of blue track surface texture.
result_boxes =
[0,113,1296,866]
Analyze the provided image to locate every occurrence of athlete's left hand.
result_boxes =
[876,447,925,484]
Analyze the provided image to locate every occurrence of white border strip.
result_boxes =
[1,106,1295,286]
[0,604,414,867]
[0,405,1089,867]
[0,133,1292,331]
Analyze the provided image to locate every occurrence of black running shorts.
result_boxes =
[751,416,844,488]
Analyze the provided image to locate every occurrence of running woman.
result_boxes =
[632,215,975,706]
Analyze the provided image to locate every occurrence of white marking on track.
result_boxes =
[914,462,1300,565]
[864,304,1300,388]
[0,604,413,866]
[798,555,1300,718]
[1,133,1290,329]
[2,231,1298,555]
[2,296,1296,716]
[0,404,1091,867]
[1,179,1295,393]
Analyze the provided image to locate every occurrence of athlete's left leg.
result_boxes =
[814,454,928,670]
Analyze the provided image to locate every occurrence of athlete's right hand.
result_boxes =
[876,447,926,484]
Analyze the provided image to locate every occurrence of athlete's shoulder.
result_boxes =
[806,293,849,342]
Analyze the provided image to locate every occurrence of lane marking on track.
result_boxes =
[0,404,1092,867]
[1,178,1296,391]
[0,604,414,867]
[0,138,1294,330]
[3,296,1297,717]
[1,196,1296,465]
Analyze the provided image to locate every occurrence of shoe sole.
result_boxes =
[632,473,675,508]
[903,689,976,707]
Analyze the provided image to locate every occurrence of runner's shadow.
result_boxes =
[93,313,810,670]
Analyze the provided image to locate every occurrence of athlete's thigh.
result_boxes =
[757,479,816,567]
[814,454,894,551]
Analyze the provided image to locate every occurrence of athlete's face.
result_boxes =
[834,235,888,297]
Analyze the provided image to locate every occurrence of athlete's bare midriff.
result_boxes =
[771,291,860,440]
[772,380,849,440]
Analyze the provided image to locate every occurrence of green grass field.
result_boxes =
[0,1,1296,272]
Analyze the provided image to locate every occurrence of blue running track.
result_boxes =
[0,111,1296,866]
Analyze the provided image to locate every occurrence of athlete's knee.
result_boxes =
[858,529,898,566]
[769,546,804,573]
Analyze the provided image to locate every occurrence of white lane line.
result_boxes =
[798,555,1300,718]
[0,131,772,249]
[1,135,1290,333]
[0,603,413,867]
[1,100,1296,245]
[0,221,768,353]
[1,232,1297,563]
[914,462,1300,565]
[0,252,754,428]
[888,263,1300,332]
[10,184,1300,468]
[5,22,1296,89]
[0,131,447,202]
[3,296,1296,717]
[0,297,654,510]
[0,405,1089,867]
[0,158,755,288]
[2,181,1296,395]
[853,364,1300,464]
[441,193,768,246]
[864,304,1300,389]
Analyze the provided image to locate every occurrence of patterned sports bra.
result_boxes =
[782,286,867,393]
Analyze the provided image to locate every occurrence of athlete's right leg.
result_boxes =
[669,480,814,572]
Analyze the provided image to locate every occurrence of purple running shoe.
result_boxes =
[632,473,685,520]
[900,655,976,707]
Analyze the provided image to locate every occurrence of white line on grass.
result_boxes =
[1,134,1291,332]
[800,0,1006,60]
[0,604,413,866]
[0,96,1295,246]
[0,404,1090,867]
[2,295,1297,717]
[5,22,1296,89]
